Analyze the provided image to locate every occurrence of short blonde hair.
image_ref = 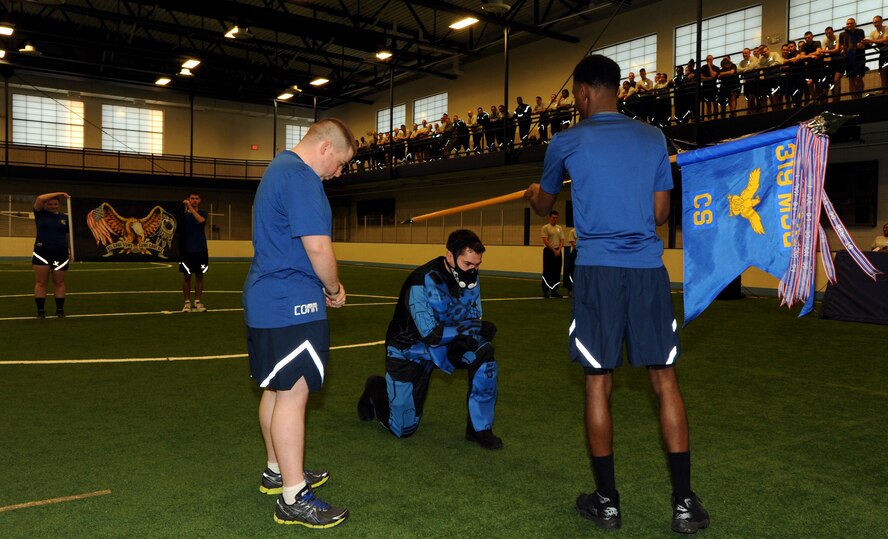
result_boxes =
[304,118,357,155]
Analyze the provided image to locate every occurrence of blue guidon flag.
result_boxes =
[677,123,879,324]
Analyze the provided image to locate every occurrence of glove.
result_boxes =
[479,321,497,341]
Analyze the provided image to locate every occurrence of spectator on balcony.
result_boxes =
[634,68,655,123]
[498,104,515,149]
[555,89,574,131]
[757,44,783,110]
[799,32,822,102]
[414,120,431,161]
[487,105,501,151]
[449,114,470,157]
[781,41,807,108]
[466,110,480,154]
[514,96,533,146]
[533,96,550,143]
[738,48,760,112]
[717,55,739,117]
[474,106,490,153]
[864,15,888,94]
[701,55,719,118]
[820,26,843,102]
[670,66,687,124]
[652,73,671,126]
[841,18,867,98]
[547,93,563,136]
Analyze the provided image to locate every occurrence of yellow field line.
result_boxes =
[0,489,112,514]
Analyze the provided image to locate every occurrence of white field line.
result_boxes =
[0,489,112,513]
[0,340,386,365]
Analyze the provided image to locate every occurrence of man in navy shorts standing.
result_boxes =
[525,54,709,534]
[179,191,209,312]
[243,118,355,528]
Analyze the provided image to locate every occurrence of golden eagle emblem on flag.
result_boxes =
[727,168,765,234]
[86,203,176,258]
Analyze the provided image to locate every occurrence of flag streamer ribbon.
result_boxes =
[778,123,881,314]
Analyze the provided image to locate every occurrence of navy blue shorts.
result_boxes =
[32,247,69,271]
[179,252,209,275]
[569,265,679,372]
[247,320,330,391]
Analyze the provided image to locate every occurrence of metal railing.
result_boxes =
[0,144,270,181]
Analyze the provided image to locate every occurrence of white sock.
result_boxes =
[267,461,280,474]
[282,482,307,505]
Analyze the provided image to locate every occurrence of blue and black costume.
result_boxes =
[363,256,498,439]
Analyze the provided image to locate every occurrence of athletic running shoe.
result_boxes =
[193,300,207,313]
[56,309,65,318]
[260,468,329,494]
[465,428,504,450]
[576,490,622,530]
[182,301,192,313]
[273,486,348,528]
[36,310,46,319]
[672,492,710,534]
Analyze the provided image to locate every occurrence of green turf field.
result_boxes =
[1,259,885,538]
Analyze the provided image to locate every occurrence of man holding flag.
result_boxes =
[524,54,709,534]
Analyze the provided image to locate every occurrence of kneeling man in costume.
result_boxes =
[358,229,502,449]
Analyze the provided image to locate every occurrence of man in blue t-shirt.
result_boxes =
[524,54,709,534]
[179,192,209,312]
[243,118,355,528]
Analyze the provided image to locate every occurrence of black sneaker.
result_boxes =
[358,376,384,421]
[465,428,503,450]
[36,310,46,319]
[259,468,329,495]
[672,492,710,534]
[576,490,622,530]
[56,309,65,318]
[274,486,348,528]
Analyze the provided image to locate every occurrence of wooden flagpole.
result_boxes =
[403,155,678,224]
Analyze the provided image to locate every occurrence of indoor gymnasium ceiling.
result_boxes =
[0,0,651,109]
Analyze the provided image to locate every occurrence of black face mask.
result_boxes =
[446,257,477,289]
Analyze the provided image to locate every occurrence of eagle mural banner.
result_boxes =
[678,122,880,324]
[72,198,180,262]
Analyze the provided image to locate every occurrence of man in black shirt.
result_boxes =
[179,191,209,312]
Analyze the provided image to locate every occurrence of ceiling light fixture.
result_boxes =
[291,85,303,93]
[310,78,329,86]
[181,59,200,69]
[18,42,41,56]
[0,50,6,59]
[375,50,392,60]
[277,92,294,100]
[177,68,193,77]
[155,77,171,86]
[224,25,254,40]
[0,24,14,36]
[449,17,479,30]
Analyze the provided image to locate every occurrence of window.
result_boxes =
[376,104,406,134]
[789,1,888,72]
[102,104,163,154]
[413,92,448,125]
[674,6,762,67]
[593,34,657,81]
[285,123,311,149]
[12,94,85,148]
